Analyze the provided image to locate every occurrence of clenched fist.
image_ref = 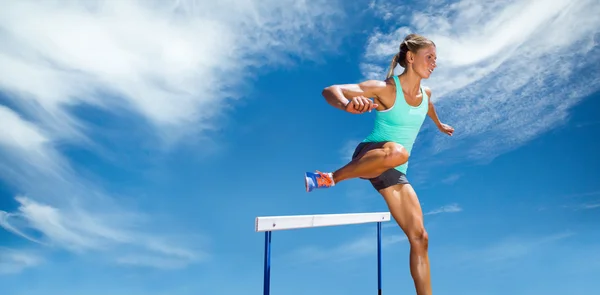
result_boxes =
[345,96,378,114]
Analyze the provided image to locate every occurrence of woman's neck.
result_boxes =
[398,70,422,95]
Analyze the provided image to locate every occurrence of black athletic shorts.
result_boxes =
[351,141,409,191]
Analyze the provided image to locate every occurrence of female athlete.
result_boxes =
[304,33,454,295]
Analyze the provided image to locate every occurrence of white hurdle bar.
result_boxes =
[255,212,391,295]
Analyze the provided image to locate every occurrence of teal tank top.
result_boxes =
[362,75,429,174]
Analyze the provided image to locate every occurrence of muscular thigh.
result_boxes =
[379,184,425,237]
[351,141,407,182]
[351,141,386,160]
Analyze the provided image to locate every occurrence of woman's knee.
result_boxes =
[384,143,409,167]
[408,227,429,251]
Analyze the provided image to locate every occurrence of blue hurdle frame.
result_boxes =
[262,221,383,295]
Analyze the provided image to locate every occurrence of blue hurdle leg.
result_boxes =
[377,222,382,295]
[263,231,272,295]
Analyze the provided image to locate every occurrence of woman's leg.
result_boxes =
[305,141,409,192]
[379,183,431,295]
[332,141,408,183]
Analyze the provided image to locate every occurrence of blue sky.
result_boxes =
[1,0,599,294]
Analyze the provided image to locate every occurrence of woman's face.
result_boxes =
[410,45,437,79]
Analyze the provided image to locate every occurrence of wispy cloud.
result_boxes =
[564,190,600,199]
[563,202,600,211]
[0,104,205,269]
[0,0,344,145]
[287,231,406,264]
[362,0,600,169]
[0,195,207,269]
[441,173,462,184]
[559,190,600,211]
[440,231,575,270]
[576,120,600,128]
[481,232,574,263]
[0,106,66,178]
[581,203,600,210]
[0,248,42,275]
[425,203,462,215]
[339,139,361,163]
[0,0,343,271]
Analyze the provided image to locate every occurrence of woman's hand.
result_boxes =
[345,96,378,114]
[438,123,454,136]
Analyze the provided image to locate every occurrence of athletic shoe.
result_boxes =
[305,171,334,192]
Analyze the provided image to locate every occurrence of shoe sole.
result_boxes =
[304,173,311,192]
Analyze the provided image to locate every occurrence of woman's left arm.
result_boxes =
[425,87,454,136]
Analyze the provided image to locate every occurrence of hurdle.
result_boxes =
[255,211,391,295]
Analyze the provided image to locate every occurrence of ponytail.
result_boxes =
[386,40,410,79]
[385,53,399,79]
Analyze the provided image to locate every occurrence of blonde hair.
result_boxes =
[386,33,436,79]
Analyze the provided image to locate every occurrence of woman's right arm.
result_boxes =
[321,80,387,113]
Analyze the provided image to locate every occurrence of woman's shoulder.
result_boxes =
[421,85,432,99]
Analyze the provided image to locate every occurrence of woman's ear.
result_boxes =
[406,51,414,65]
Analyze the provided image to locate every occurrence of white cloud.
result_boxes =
[476,231,574,264]
[0,0,342,270]
[425,203,462,215]
[563,202,600,211]
[287,231,406,264]
[558,190,600,211]
[581,203,600,210]
[116,254,197,270]
[339,139,361,163]
[0,248,42,275]
[438,231,575,271]
[565,190,600,199]
[0,0,343,144]
[441,173,462,184]
[361,0,600,168]
[0,195,207,269]
[0,106,49,152]
[0,106,66,178]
